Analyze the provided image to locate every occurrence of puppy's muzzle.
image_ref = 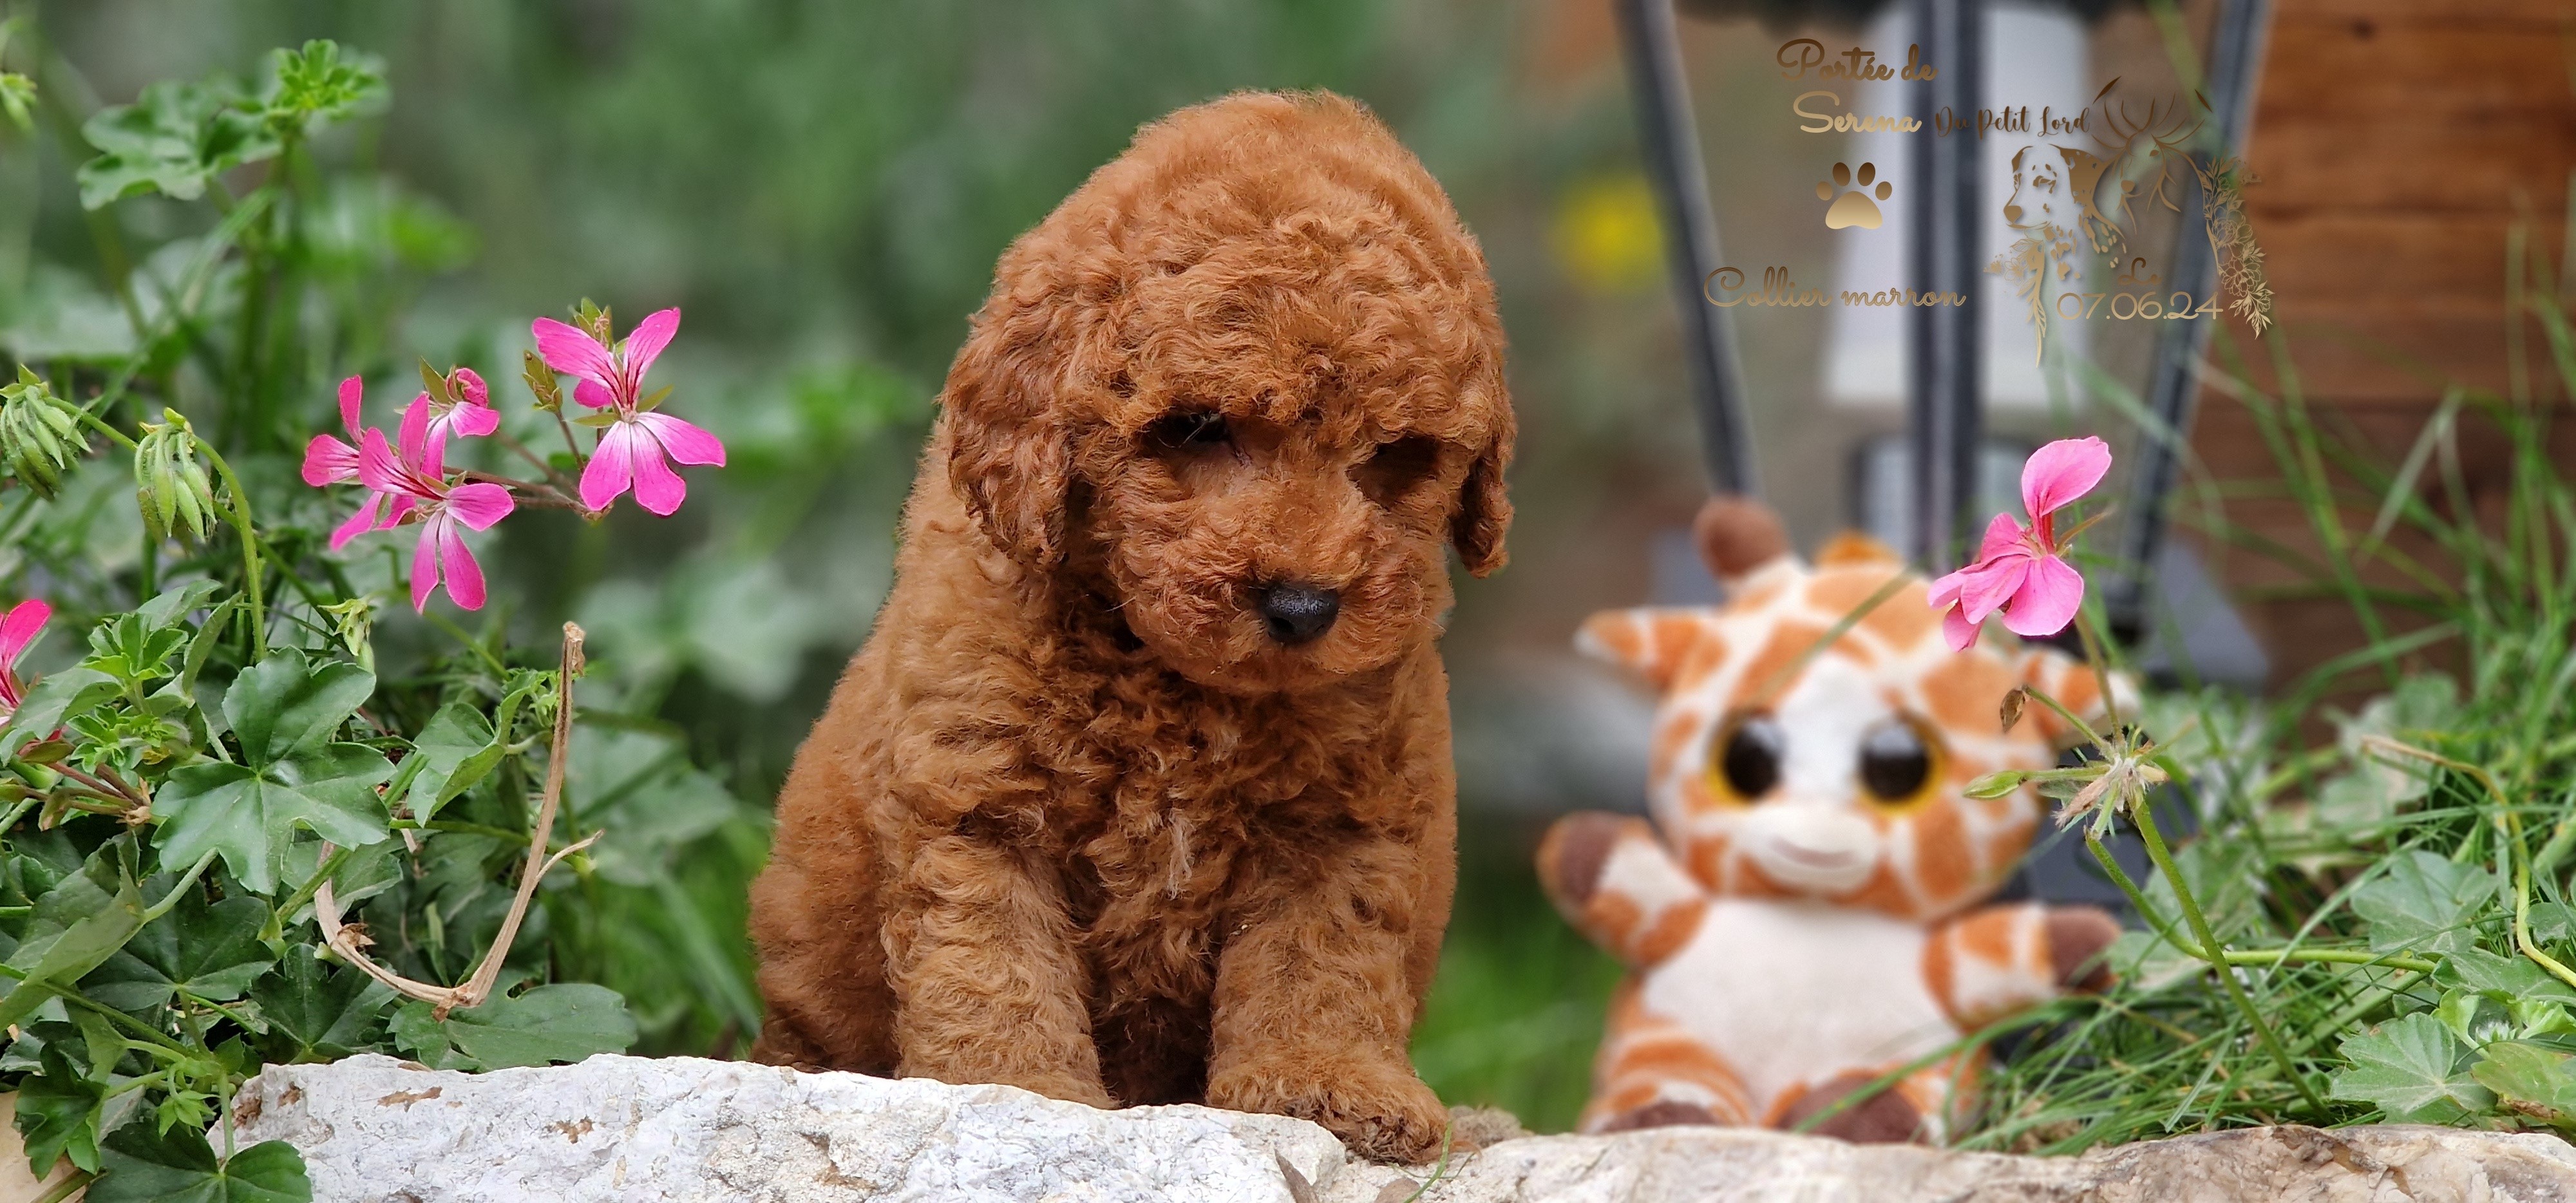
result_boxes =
[1256,582,1340,645]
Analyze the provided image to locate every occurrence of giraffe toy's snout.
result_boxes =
[1739,805,1878,894]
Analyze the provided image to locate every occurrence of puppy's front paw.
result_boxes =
[1208,1055,1455,1164]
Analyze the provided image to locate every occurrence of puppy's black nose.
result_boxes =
[1256,583,1340,645]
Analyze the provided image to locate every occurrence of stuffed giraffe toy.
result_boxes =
[1538,497,2124,1142]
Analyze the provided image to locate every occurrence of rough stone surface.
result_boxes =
[237,1055,2576,1202]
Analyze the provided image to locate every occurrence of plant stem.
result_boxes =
[2218,947,2436,973]
[488,428,584,497]
[140,849,218,923]
[2507,810,2576,991]
[193,439,265,658]
[2129,800,2325,1109]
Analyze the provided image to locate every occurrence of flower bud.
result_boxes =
[0,368,89,500]
[133,410,217,542]
[521,350,563,413]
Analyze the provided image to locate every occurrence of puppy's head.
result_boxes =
[941,91,1513,694]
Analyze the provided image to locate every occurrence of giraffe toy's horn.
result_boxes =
[1693,495,1791,586]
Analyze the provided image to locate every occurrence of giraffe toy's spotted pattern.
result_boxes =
[1539,502,2124,1142]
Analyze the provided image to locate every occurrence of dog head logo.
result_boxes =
[1575,500,2107,922]
[938,93,1515,695]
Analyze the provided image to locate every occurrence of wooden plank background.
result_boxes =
[2190,0,2575,688]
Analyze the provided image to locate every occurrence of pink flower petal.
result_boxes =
[580,422,640,511]
[445,482,516,531]
[1975,511,2027,562]
[622,308,680,384]
[2001,553,2086,639]
[454,367,488,408]
[2021,436,2112,520]
[356,428,410,497]
[328,493,384,551]
[410,520,440,612]
[1955,553,2032,624]
[336,376,364,434]
[0,599,50,664]
[451,401,500,438]
[399,396,440,476]
[1942,603,1983,651]
[627,428,687,516]
[302,433,359,487]
[437,516,487,611]
[532,317,616,386]
[573,378,616,410]
[383,495,416,529]
[633,411,725,467]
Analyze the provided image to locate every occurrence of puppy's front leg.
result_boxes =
[1204,835,1450,1163]
[885,832,1111,1107]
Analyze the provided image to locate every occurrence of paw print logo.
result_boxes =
[1817,162,1893,231]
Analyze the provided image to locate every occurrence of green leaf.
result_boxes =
[75,80,280,211]
[0,667,118,755]
[2472,1041,2576,1128]
[0,846,146,1029]
[152,744,393,894]
[574,728,744,887]
[222,649,376,766]
[2436,948,2576,1005]
[15,1045,107,1175]
[90,1125,310,1203]
[137,581,224,632]
[402,702,503,820]
[399,983,636,1070]
[81,892,272,1010]
[278,838,401,922]
[2532,901,2576,946]
[84,612,188,687]
[2329,1012,2496,1123]
[2353,850,2497,955]
[261,41,385,129]
[251,954,390,1061]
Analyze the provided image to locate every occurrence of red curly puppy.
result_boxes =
[748,91,1513,1162]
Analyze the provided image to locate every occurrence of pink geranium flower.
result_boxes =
[421,366,500,461]
[1927,436,2112,650]
[301,376,367,488]
[0,598,49,717]
[354,399,517,612]
[529,308,724,516]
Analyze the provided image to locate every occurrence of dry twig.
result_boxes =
[312,622,596,1016]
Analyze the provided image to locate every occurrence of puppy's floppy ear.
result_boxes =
[942,298,1075,567]
[1451,381,1515,575]
[1452,438,1513,576]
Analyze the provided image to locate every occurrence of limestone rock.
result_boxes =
[233,1054,2576,1202]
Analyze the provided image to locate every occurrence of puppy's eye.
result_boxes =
[1708,712,1785,804]
[1353,435,1439,506]
[1856,717,1940,807]
[1145,411,1231,451]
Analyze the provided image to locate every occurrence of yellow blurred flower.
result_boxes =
[1551,175,1663,294]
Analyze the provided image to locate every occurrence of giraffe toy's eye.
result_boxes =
[1709,712,1786,803]
[1856,716,1942,807]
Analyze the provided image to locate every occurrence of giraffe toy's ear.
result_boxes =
[1814,531,1902,567]
[1576,608,1724,692]
[2015,645,2132,744]
[1694,495,1794,589]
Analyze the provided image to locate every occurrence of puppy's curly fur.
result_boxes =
[748,91,1513,1162]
